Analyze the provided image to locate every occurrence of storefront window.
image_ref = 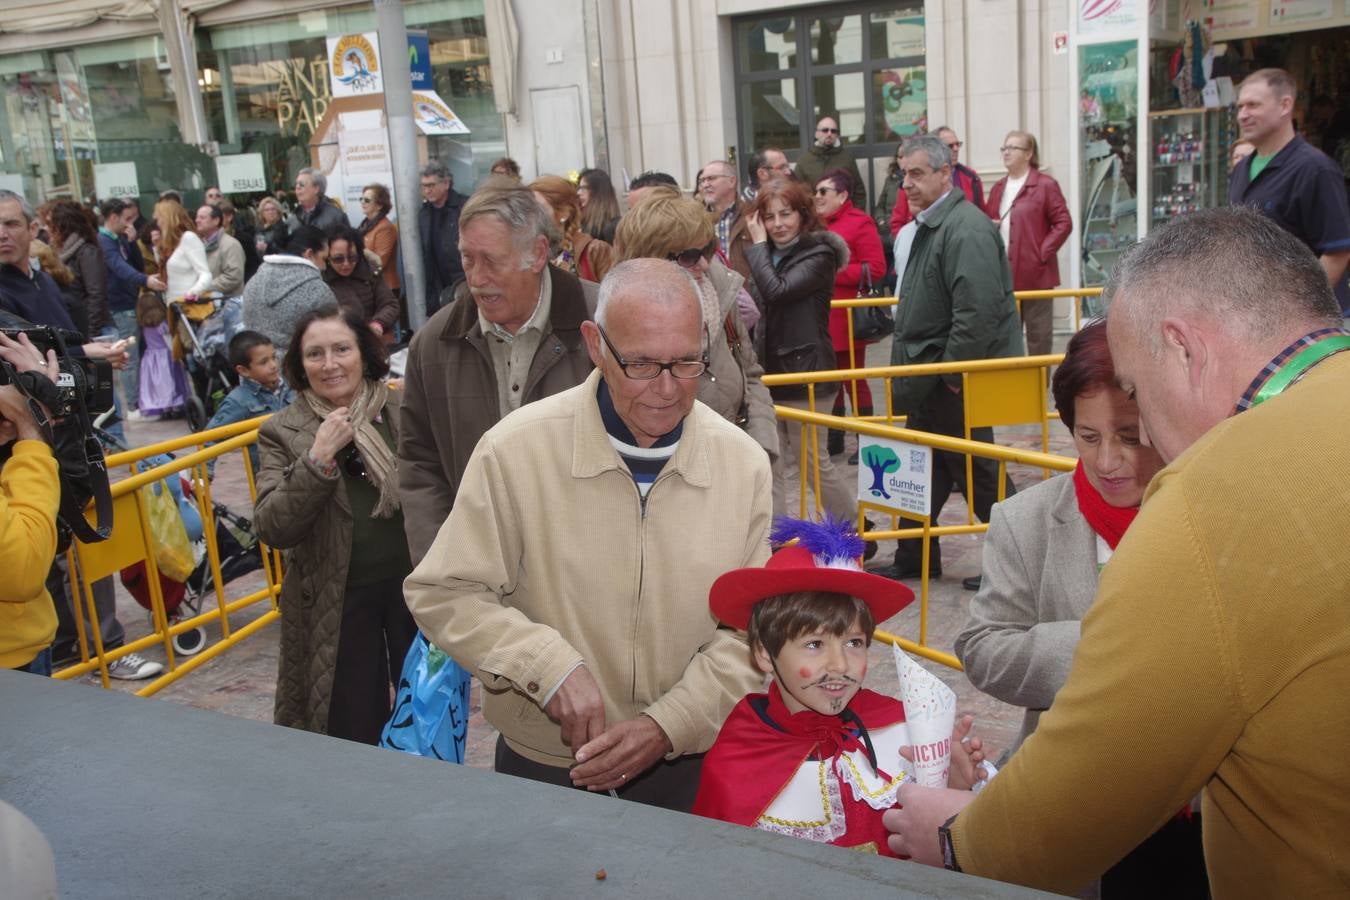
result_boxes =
[197,0,497,205]
[1077,40,1139,298]
[733,2,927,208]
[0,38,202,207]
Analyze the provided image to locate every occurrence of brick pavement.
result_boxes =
[77,332,1075,774]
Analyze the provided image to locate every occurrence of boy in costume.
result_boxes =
[693,518,987,856]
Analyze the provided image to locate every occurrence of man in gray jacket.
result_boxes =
[876,134,1023,584]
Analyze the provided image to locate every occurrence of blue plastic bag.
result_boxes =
[380,632,471,763]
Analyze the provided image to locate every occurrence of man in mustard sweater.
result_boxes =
[0,340,61,675]
[883,207,1350,897]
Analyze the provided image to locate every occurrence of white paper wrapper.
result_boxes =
[892,644,957,788]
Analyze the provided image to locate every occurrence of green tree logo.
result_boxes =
[862,446,901,498]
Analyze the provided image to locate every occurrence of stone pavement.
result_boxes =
[72,331,1074,774]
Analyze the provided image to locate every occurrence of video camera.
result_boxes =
[0,313,114,547]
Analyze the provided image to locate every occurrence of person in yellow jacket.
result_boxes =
[883,207,1350,898]
[0,337,60,675]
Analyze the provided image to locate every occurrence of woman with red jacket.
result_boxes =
[984,130,1072,356]
[815,168,885,460]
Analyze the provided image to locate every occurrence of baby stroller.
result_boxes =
[170,292,241,433]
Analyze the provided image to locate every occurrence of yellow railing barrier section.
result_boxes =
[830,286,1105,399]
[771,404,1075,661]
[56,416,283,698]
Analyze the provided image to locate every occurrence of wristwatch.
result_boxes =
[938,813,962,872]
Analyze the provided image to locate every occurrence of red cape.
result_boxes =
[693,684,906,829]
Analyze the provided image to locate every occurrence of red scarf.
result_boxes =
[1071,460,1139,549]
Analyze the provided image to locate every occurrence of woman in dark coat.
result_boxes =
[46,199,109,336]
[322,226,401,339]
[743,177,857,524]
[253,305,415,744]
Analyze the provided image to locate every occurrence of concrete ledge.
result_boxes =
[0,671,1050,898]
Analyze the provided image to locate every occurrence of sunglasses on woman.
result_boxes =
[667,239,718,269]
[329,254,357,265]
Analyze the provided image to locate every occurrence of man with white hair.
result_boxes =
[883,207,1350,897]
[288,167,345,235]
[398,182,596,566]
[405,258,770,811]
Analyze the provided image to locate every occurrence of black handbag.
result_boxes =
[851,263,894,342]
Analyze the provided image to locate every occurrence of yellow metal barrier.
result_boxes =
[772,402,1075,660]
[55,417,284,697]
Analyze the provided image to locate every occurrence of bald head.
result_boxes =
[594,258,701,331]
[584,259,705,447]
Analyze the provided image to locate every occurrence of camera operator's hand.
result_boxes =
[0,385,44,444]
[82,339,130,370]
[0,331,59,380]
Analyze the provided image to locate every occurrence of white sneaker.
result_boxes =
[126,410,144,422]
[107,652,163,680]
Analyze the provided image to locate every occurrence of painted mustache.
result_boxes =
[802,673,861,689]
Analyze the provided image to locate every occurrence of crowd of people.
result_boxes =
[2,64,1349,897]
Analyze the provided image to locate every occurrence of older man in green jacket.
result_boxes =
[878,133,1023,584]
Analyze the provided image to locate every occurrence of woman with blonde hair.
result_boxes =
[254,195,290,258]
[528,174,614,282]
[155,199,212,300]
[613,192,776,462]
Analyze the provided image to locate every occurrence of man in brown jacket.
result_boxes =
[398,183,597,564]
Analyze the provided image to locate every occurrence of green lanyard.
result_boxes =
[1250,334,1350,409]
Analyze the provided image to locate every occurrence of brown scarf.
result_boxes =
[303,379,400,518]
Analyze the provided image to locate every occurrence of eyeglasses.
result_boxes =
[666,239,718,269]
[817,126,840,134]
[359,197,375,204]
[342,447,367,480]
[595,324,709,380]
[329,254,357,264]
[814,187,837,196]
[944,141,963,150]
[1000,144,1031,153]
[698,173,732,185]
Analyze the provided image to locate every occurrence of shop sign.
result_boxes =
[1077,0,1140,35]
[1269,0,1332,25]
[215,154,267,194]
[856,436,932,517]
[276,59,332,138]
[328,32,383,98]
[412,91,471,135]
[407,32,433,90]
[1198,0,1259,31]
[93,162,139,200]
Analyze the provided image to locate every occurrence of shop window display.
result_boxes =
[1078,40,1139,305]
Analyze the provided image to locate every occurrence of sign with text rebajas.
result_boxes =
[93,162,139,200]
[856,436,932,517]
[215,153,267,194]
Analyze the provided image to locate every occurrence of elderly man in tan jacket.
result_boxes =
[405,259,770,811]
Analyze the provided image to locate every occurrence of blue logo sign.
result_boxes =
[407,32,432,89]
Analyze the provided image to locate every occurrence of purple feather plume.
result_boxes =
[769,515,864,564]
